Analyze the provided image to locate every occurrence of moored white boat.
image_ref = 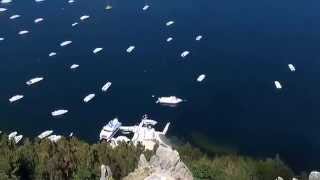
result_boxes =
[274,81,282,89]
[18,30,29,35]
[70,64,79,69]
[9,95,24,103]
[156,96,183,104]
[197,74,206,82]
[0,8,7,12]
[49,52,57,57]
[14,135,23,144]
[181,51,190,58]
[72,22,78,27]
[8,131,17,140]
[101,82,112,92]
[166,37,173,42]
[60,40,72,47]
[166,21,174,26]
[51,109,68,116]
[142,5,150,11]
[80,15,90,21]
[1,0,12,4]
[9,14,21,20]
[38,130,53,139]
[288,64,296,72]
[34,18,44,23]
[105,5,112,10]
[195,35,203,41]
[93,47,103,54]
[126,46,135,53]
[47,135,62,142]
[83,94,95,103]
[26,77,44,85]
[99,118,122,141]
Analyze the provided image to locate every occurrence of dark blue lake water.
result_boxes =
[1,0,320,172]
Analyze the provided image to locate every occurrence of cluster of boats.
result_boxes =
[274,64,296,90]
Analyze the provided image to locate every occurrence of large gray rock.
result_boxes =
[124,145,193,180]
[310,171,320,180]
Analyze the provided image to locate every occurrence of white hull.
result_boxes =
[51,109,68,116]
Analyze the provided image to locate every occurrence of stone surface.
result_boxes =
[310,171,320,180]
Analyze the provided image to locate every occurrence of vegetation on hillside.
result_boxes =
[0,133,296,180]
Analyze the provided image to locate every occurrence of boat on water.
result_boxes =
[60,40,72,47]
[35,0,45,2]
[0,8,7,12]
[9,95,24,103]
[274,81,282,89]
[99,118,122,141]
[49,52,57,57]
[166,37,173,42]
[1,0,12,4]
[18,30,29,35]
[101,82,112,92]
[38,130,53,139]
[47,135,62,142]
[68,0,74,4]
[181,51,190,58]
[83,94,95,103]
[72,22,78,27]
[166,21,174,26]
[34,18,44,23]
[8,131,17,140]
[80,15,90,21]
[51,109,68,116]
[93,47,103,54]
[14,135,23,144]
[156,96,183,105]
[288,64,296,72]
[26,77,44,85]
[9,14,21,20]
[105,5,112,10]
[70,64,79,69]
[142,5,150,11]
[0,37,4,41]
[196,35,203,41]
[126,46,135,53]
[197,74,206,82]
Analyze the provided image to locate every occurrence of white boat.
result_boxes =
[72,22,78,27]
[18,30,29,35]
[166,21,174,26]
[51,109,68,116]
[14,135,23,144]
[197,74,206,82]
[47,135,62,142]
[156,96,183,104]
[93,47,103,54]
[0,37,4,41]
[80,15,90,21]
[38,130,53,139]
[9,95,24,103]
[35,0,45,2]
[0,8,7,12]
[34,18,44,23]
[99,118,122,141]
[1,0,12,4]
[83,94,95,103]
[142,5,150,11]
[9,14,21,20]
[101,82,112,92]
[166,37,173,42]
[196,35,203,41]
[70,64,79,69]
[274,81,282,89]
[181,51,190,58]
[8,131,17,140]
[60,40,72,47]
[288,64,296,72]
[26,77,44,85]
[105,5,112,10]
[69,132,73,137]
[126,46,135,53]
[68,0,74,4]
[49,52,57,57]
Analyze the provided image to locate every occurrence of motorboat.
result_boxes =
[93,48,103,54]
[38,130,53,139]
[274,81,282,89]
[1,0,12,4]
[288,64,296,72]
[166,21,174,26]
[9,95,24,103]
[34,18,44,23]
[60,40,72,47]
[126,46,135,53]
[197,74,206,82]
[9,15,21,20]
[105,5,112,10]
[0,8,7,12]
[99,118,122,141]
[68,0,74,3]
[80,15,90,21]
[196,35,203,41]
[83,94,95,103]
[101,82,112,92]
[72,22,78,27]
[51,109,68,116]
[8,131,17,140]
[18,30,29,35]
[181,51,190,58]
[156,96,183,104]
[142,5,150,11]
[47,135,62,143]
[166,37,173,42]
[49,52,57,57]
[26,77,44,85]
[14,135,23,144]
[0,37,4,41]
[70,64,79,69]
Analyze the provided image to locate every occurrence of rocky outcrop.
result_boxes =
[124,145,193,180]
[310,171,320,180]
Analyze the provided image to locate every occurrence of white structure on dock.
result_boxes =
[99,114,170,150]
